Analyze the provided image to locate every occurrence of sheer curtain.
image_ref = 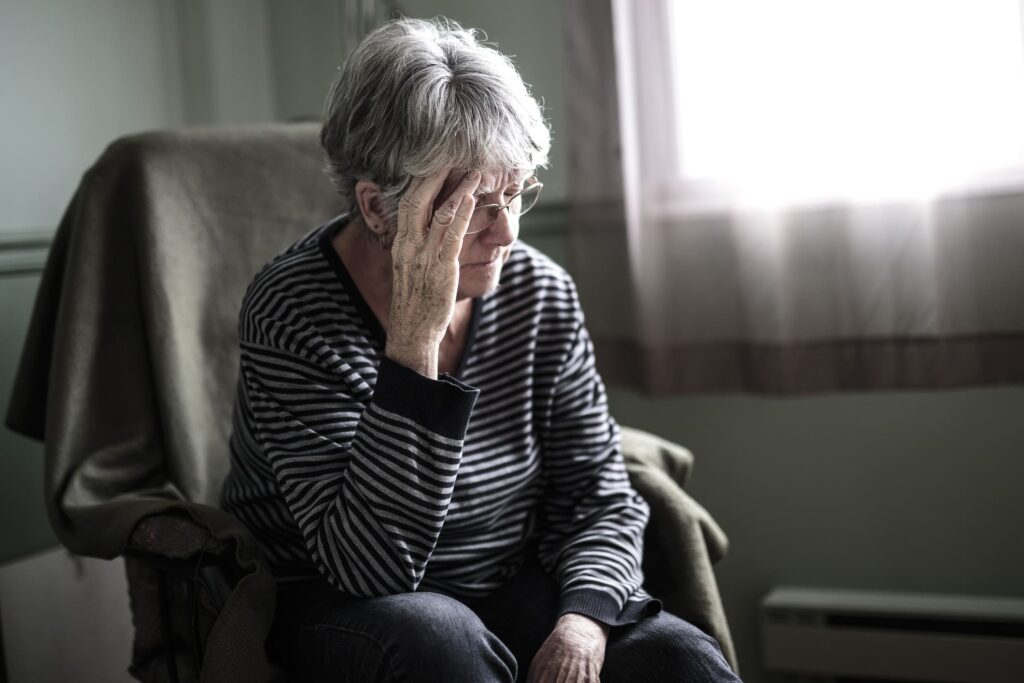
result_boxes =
[566,0,1024,393]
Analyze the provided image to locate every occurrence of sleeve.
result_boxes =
[239,314,479,597]
[537,298,661,626]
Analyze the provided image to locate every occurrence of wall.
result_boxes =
[0,550,133,683]
[605,384,1024,679]
[0,0,184,235]
[174,0,277,125]
[266,0,347,122]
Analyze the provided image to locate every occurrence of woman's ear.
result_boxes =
[354,180,387,236]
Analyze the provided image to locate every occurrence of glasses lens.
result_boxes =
[518,180,542,216]
[466,179,542,233]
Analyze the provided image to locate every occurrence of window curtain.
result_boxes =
[565,0,1024,394]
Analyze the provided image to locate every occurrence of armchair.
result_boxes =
[5,123,736,681]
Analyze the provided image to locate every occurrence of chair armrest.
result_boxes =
[620,425,695,488]
[127,513,230,559]
[618,425,738,672]
[124,512,243,682]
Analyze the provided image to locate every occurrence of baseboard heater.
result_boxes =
[761,587,1024,683]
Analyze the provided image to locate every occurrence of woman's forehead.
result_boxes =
[441,168,525,195]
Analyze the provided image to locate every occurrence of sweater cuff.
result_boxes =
[372,357,480,440]
[559,588,662,627]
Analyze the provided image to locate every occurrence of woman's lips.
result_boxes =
[464,253,501,267]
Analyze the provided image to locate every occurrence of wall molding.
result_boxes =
[0,205,568,278]
[0,228,53,276]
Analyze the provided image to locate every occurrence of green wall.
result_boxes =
[606,383,1024,679]
[266,0,347,123]
[1,270,55,562]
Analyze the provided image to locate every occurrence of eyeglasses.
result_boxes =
[464,177,544,235]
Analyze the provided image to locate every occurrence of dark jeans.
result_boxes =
[268,555,741,682]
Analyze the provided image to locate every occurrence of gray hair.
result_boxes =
[320,17,551,228]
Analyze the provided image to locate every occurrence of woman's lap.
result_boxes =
[269,583,517,682]
[268,557,740,682]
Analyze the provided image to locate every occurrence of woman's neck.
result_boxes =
[333,217,473,339]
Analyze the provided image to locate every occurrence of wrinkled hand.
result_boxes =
[527,614,609,683]
[386,168,481,378]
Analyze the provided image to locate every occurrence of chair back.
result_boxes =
[8,123,339,556]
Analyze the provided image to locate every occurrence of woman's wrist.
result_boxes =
[556,613,610,644]
[385,341,439,379]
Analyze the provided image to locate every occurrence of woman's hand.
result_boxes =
[385,168,481,378]
[527,613,609,683]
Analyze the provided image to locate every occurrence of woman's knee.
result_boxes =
[387,592,492,649]
[374,592,517,682]
[602,612,740,683]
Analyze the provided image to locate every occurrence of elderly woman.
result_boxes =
[221,17,739,683]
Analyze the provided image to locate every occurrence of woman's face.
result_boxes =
[437,169,523,300]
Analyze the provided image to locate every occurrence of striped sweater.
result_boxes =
[221,214,658,625]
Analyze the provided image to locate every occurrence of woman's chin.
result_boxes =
[458,260,502,298]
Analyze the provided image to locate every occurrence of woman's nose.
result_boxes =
[481,207,516,245]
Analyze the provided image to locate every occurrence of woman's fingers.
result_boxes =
[429,193,461,230]
[432,171,480,257]
[398,168,452,240]
[395,175,424,242]
[440,190,477,261]
[429,170,481,230]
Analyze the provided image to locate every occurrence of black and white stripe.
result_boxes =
[222,216,657,624]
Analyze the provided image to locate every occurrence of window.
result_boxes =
[666,0,1024,207]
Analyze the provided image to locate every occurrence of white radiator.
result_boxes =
[761,587,1024,683]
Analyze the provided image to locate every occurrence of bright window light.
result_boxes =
[667,0,1024,206]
